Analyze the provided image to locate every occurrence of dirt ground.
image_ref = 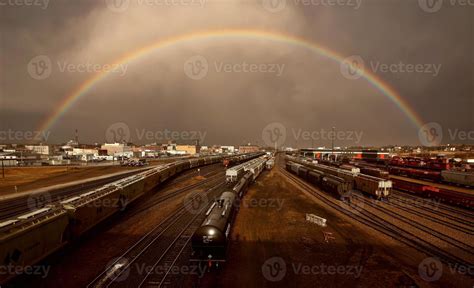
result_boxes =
[0,165,143,195]
[193,166,473,288]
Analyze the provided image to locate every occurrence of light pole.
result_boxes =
[331,126,335,161]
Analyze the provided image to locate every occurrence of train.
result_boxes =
[286,156,391,200]
[315,155,473,188]
[391,178,474,209]
[225,155,266,183]
[0,154,251,284]
[222,152,263,167]
[286,162,352,198]
[191,156,268,267]
[389,156,450,171]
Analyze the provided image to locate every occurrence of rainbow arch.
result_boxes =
[38,29,424,132]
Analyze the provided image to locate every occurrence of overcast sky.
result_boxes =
[0,0,472,147]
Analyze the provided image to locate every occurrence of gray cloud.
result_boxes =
[0,0,472,146]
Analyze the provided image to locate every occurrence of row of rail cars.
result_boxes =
[191,156,268,266]
[286,156,392,200]
[0,154,255,284]
[302,157,473,208]
[314,154,473,187]
[225,154,266,183]
[222,152,264,168]
[387,166,474,186]
[354,156,474,187]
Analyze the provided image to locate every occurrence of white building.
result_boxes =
[101,143,132,156]
[25,145,50,155]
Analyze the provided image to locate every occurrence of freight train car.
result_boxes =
[191,191,237,264]
[389,166,441,182]
[0,208,69,283]
[391,178,474,209]
[286,156,391,200]
[441,170,474,187]
[286,161,352,198]
[60,185,123,237]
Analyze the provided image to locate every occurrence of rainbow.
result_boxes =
[38,28,424,132]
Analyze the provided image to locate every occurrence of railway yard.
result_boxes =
[0,152,473,287]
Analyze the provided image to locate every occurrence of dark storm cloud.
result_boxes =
[0,0,472,146]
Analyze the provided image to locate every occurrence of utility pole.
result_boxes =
[331,126,336,161]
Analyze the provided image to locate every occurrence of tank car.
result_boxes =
[191,191,237,265]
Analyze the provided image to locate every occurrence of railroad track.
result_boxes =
[87,180,225,288]
[124,170,225,219]
[352,195,474,254]
[279,167,473,270]
[391,191,474,221]
[384,198,474,234]
[0,169,145,220]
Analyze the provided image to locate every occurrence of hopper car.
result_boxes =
[285,156,391,200]
[286,161,352,198]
